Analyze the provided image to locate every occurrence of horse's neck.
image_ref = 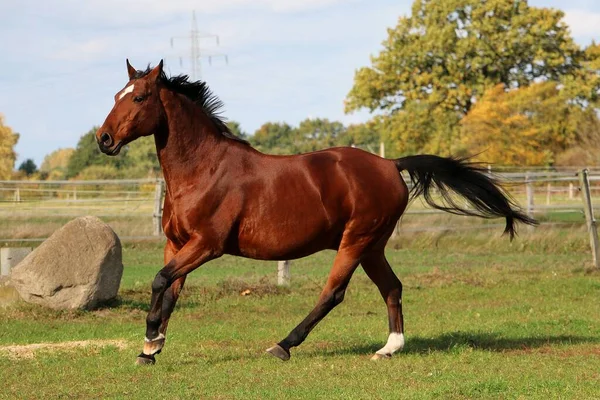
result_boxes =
[154,90,228,195]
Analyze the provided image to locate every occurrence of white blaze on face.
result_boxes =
[118,84,135,101]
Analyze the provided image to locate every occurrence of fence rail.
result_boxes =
[2,170,600,282]
[1,171,600,238]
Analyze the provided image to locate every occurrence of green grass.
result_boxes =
[1,228,600,399]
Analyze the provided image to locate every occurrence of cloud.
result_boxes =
[1,0,407,166]
[563,10,600,40]
[51,39,113,61]
[18,0,357,27]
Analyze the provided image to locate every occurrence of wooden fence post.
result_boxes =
[525,173,535,232]
[525,173,534,217]
[569,182,574,200]
[580,169,600,269]
[277,260,290,286]
[1,247,32,276]
[153,180,165,237]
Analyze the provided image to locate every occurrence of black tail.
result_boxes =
[394,155,537,239]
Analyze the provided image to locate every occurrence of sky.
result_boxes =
[1,0,599,166]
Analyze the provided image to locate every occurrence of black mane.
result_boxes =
[134,67,249,145]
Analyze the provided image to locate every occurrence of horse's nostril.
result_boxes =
[100,132,113,146]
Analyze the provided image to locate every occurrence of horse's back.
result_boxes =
[232,147,408,259]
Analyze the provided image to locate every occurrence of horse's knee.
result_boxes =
[332,287,346,306]
[151,271,169,293]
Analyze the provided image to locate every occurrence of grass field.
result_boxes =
[1,227,600,399]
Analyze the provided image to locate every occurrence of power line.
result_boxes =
[170,10,228,81]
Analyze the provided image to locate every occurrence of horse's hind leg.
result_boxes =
[266,246,362,361]
[361,251,405,360]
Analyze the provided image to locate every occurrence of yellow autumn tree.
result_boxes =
[460,82,584,166]
[0,114,19,180]
[40,148,75,180]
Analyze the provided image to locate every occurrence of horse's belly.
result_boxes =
[234,213,340,260]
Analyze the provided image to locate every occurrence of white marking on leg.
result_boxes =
[144,333,165,343]
[376,332,405,356]
[118,84,135,101]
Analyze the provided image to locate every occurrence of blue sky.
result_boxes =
[1,0,599,166]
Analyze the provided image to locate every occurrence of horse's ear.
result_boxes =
[126,59,137,80]
[147,60,164,82]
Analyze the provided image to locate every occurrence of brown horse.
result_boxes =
[97,60,536,365]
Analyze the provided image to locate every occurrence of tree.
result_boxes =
[226,120,248,140]
[75,165,122,180]
[560,42,600,109]
[0,114,19,180]
[18,159,38,176]
[346,0,587,155]
[460,82,585,166]
[555,106,600,166]
[373,105,461,157]
[40,148,75,180]
[250,122,296,154]
[293,118,347,153]
[122,135,161,178]
[345,123,380,153]
[67,127,125,178]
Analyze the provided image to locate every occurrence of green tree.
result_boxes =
[122,135,161,178]
[0,114,18,180]
[293,118,347,153]
[18,159,38,176]
[250,122,296,154]
[373,105,461,157]
[346,0,587,156]
[344,123,380,153]
[40,148,75,180]
[226,120,248,140]
[75,165,122,180]
[67,127,125,178]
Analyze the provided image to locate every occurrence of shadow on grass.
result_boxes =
[137,332,600,365]
[310,331,600,358]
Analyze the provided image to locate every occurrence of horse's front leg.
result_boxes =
[136,235,220,365]
[158,242,185,341]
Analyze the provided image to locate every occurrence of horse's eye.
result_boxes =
[133,96,145,103]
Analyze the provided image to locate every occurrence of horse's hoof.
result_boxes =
[266,344,290,361]
[135,353,156,366]
[370,353,392,361]
[143,335,165,356]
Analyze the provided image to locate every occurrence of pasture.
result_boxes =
[1,226,599,399]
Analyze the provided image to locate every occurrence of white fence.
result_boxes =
[2,170,600,279]
[0,179,163,242]
[1,171,600,240]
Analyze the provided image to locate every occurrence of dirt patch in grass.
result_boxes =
[0,339,129,360]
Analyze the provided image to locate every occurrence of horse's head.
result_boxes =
[97,60,165,156]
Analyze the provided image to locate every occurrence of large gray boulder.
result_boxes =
[10,216,123,310]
